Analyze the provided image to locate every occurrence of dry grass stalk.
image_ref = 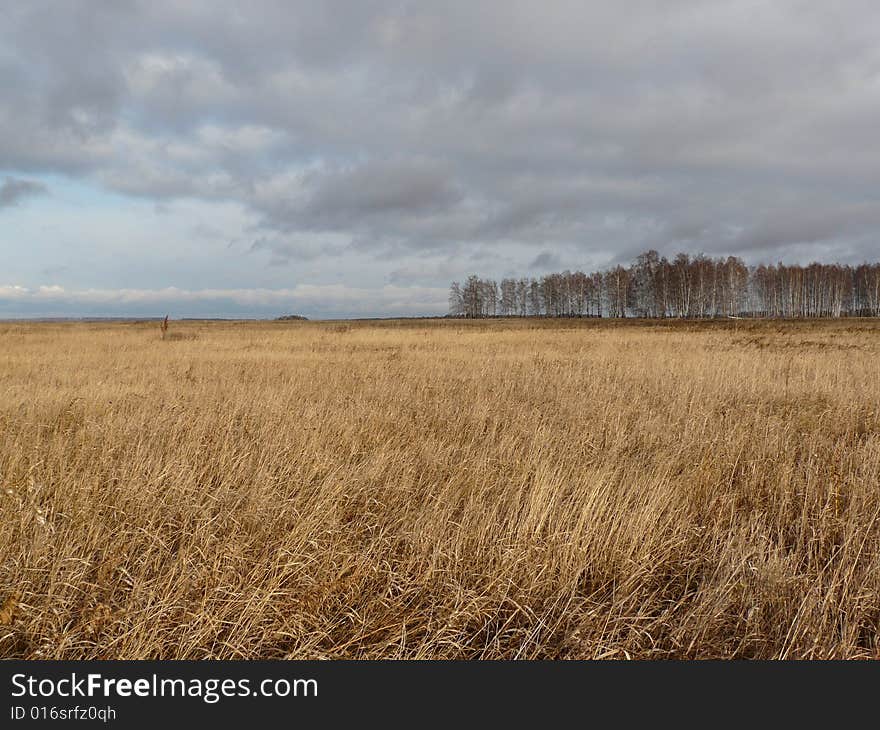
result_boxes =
[0,592,20,626]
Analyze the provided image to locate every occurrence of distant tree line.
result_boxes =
[448,251,880,318]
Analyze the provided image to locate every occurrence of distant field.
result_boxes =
[1,318,879,658]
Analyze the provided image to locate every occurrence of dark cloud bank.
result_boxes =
[0,177,46,208]
[2,2,880,316]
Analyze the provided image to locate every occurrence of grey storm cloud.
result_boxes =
[254,159,464,239]
[0,177,47,208]
[530,250,563,271]
[3,1,880,268]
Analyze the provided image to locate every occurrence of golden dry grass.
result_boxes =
[1,317,879,659]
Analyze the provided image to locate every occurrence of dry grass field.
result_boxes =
[1,318,879,659]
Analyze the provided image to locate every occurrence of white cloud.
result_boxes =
[0,285,30,299]
[0,283,449,318]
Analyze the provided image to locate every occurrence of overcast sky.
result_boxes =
[2,1,880,318]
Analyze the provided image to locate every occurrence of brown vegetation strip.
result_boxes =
[1,318,879,658]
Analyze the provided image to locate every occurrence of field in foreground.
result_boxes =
[1,318,879,659]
